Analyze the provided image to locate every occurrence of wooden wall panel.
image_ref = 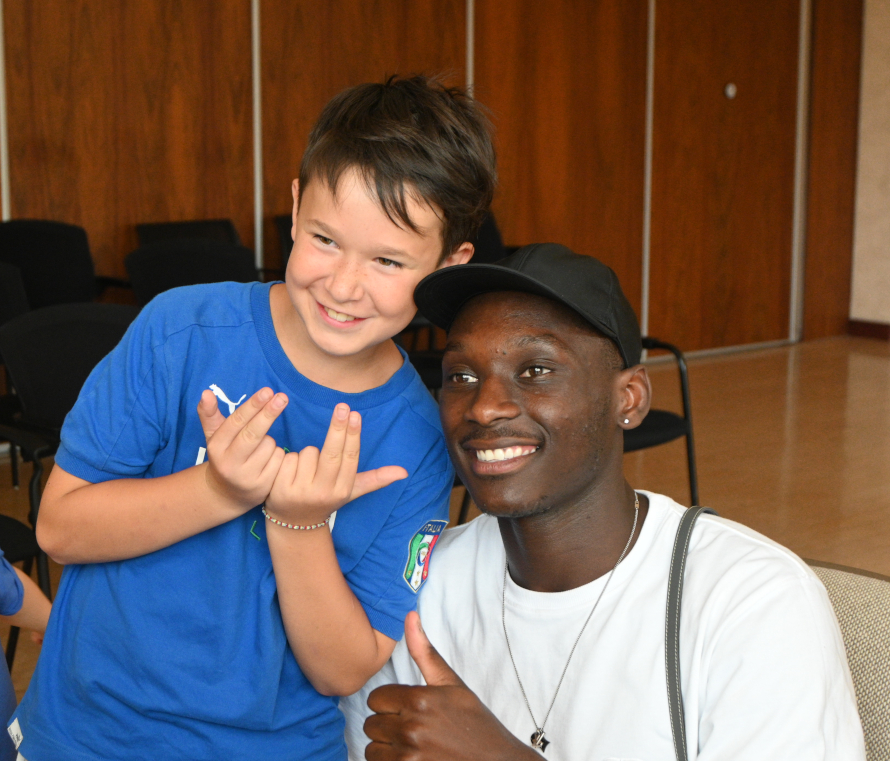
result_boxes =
[4,0,254,278]
[648,0,800,350]
[474,0,648,316]
[260,0,466,271]
[803,0,863,339]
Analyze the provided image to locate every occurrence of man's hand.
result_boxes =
[363,612,538,761]
[265,403,408,526]
[197,387,288,513]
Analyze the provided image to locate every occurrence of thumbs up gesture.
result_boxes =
[363,612,539,760]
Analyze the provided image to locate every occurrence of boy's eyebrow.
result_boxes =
[307,218,419,261]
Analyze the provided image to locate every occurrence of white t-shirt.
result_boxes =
[342,492,865,760]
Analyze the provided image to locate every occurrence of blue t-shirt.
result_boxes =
[13,282,453,761]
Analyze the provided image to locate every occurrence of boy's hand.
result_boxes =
[265,403,408,525]
[198,387,288,513]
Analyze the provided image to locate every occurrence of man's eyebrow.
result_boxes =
[444,334,569,355]
[307,219,338,238]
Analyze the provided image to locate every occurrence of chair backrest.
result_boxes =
[0,219,97,308]
[125,239,258,306]
[274,214,293,270]
[0,303,138,429]
[808,560,890,760]
[470,212,507,264]
[0,261,29,327]
[135,219,241,247]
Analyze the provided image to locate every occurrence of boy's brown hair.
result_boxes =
[299,75,497,259]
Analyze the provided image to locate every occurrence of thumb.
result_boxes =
[197,389,226,441]
[350,465,409,501]
[405,611,465,687]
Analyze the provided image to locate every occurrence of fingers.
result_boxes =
[315,403,355,486]
[197,390,226,441]
[351,466,409,501]
[404,612,465,688]
[210,388,287,453]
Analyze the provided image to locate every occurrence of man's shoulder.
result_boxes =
[645,492,823,604]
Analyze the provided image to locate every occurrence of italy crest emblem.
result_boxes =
[403,520,447,592]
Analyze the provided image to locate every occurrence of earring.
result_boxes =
[623,418,630,425]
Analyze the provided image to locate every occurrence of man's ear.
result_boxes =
[617,365,651,429]
[290,179,300,243]
[437,241,474,269]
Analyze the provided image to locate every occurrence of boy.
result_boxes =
[11,76,496,760]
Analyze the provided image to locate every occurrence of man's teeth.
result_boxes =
[324,306,356,322]
[475,446,537,462]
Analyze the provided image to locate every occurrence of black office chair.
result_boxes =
[125,239,258,306]
[624,337,699,506]
[135,219,241,247]
[0,303,140,605]
[274,214,293,272]
[0,219,128,309]
[0,262,30,489]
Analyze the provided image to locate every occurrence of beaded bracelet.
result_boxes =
[261,505,331,531]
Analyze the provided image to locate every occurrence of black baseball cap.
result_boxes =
[414,242,642,367]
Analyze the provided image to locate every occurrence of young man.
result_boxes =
[344,243,865,760]
[11,76,496,760]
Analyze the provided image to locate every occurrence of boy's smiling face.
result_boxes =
[284,169,472,363]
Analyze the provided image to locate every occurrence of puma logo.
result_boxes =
[209,384,246,415]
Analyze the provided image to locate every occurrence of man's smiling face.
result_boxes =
[439,291,627,519]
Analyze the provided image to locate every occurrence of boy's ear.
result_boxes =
[291,180,300,241]
[438,241,474,270]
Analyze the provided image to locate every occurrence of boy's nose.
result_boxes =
[327,258,363,302]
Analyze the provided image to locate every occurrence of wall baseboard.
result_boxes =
[848,319,890,340]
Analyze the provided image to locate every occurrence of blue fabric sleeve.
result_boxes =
[54,299,170,483]
[346,457,453,641]
[0,553,23,617]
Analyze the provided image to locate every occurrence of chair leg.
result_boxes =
[27,458,53,600]
[10,442,19,489]
[5,627,20,672]
[685,432,699,507]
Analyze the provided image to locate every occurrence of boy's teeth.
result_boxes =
[324,306,356,322]
[475,446,537,462]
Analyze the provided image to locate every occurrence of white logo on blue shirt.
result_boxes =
[210,384,247,415]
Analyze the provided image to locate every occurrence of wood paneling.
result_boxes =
[648,1,800,350]
[260,0,466,271]
[474,0,648,315]
[4,0,254,278]
[803,0,863,339]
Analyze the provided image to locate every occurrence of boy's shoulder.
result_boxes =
[139,281,264,337]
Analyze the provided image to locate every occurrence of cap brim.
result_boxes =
[415,263,621,349]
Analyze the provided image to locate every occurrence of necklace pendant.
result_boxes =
[531,729,550,752]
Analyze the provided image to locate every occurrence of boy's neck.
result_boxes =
[269,284,404,393]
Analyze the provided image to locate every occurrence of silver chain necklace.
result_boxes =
[501,492,639,753]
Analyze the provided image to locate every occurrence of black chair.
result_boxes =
[0,303,140,604]
[623,337,699,506]
[0,262,29,489]
[135,219,241,247]
[0,219,127,309]
[125,239,258,306]
[274,214,293,271]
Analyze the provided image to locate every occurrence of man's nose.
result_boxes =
[327,256,363,302]
[466,375,521,425]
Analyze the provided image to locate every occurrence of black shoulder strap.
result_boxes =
[666,506,718,761]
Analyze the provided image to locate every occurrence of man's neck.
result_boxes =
[496,481,648,593]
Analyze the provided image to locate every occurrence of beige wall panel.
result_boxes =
[4,0,255,278]
[851,0,890,324]
[261,0,466,271]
